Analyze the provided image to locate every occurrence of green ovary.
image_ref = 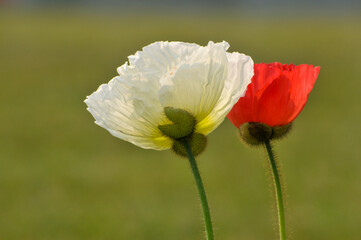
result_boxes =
[158,107,207,156]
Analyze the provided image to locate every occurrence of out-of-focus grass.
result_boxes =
[0,9,360,240]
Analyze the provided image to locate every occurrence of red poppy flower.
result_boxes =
[227,62,320,128]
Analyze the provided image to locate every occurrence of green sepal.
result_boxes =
[172,133,207,157]
[238,122,293,146]
[239,122,272,146]
[270,123,293,140]
[158,107,196,139]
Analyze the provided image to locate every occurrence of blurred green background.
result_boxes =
[1,5,361,240]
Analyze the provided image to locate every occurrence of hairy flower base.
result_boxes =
[238,122,292,146]
[172,133,207,157]
[158,107,207,156]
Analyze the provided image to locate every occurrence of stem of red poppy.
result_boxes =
[184,140,214,240]
[264,140,287,240]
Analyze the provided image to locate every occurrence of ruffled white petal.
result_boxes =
[120,41,201,88]
[157,41,230,123]
[196,52,254,135]
[85,76,172,150]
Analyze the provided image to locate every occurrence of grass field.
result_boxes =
[1,9,361,240]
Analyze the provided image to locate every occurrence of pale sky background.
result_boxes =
[3,0,361,15]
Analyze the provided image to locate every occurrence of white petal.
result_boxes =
[157,41,230,123]
[85,76,172,150]
[119,41,201,87]
[196,52,254,135]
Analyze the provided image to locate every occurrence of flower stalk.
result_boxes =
[264,139,286,240]
[184,140,214,240]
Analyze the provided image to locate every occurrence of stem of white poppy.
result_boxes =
[184,140,214,240]
[264,139,287,240]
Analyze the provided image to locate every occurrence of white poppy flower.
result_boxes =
[85,41,254,152]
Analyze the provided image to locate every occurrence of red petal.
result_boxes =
[286,65,320,123]
[255,70,294,126]
[227,63,282,127]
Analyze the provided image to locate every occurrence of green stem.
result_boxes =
[264,140,287,240]
[184,140,214,240]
